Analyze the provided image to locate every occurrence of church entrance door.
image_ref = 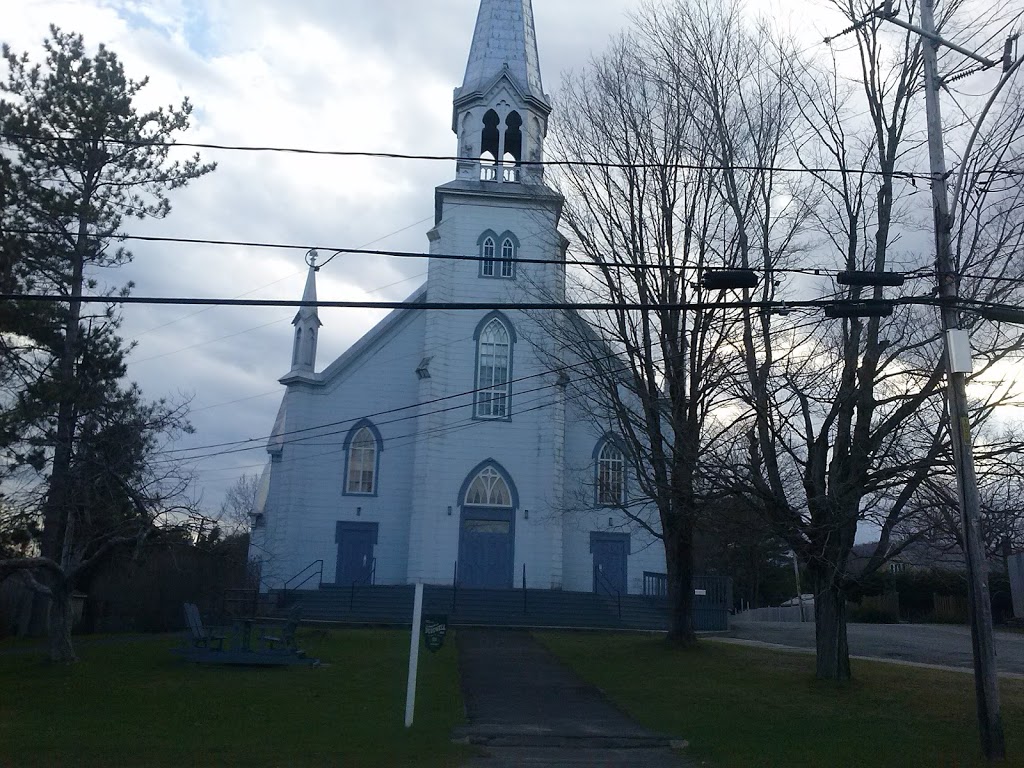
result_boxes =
[458,509,514,589]
[591,533,629,595]
[335,521,378,586]
[457,462,517,590]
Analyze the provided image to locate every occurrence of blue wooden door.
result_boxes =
[336,524,376,586]
[458,516,513,589]
[592,538,627,595]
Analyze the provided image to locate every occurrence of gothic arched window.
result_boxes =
[480,110,501,181]
[596,438,626,506]
[464,466,513,507]
[345,422,381,495]
[500,238,515,278]
[481,236,496,277]
[474,314,513,419]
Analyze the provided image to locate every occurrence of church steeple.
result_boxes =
[452,0,551,186]
[290,256,322,373]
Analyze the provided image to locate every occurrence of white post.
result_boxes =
[404,583,424,728]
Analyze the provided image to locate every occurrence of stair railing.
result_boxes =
[284,559,324,592]
[451,561,459,612]
[595,568,623,620]
[349,558,377,610]
[279,560,324,610]
[522,563,528,614]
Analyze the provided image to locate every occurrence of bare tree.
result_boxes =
[218,472,262,537]
[538,0,806,644]
[720,0,1024,680]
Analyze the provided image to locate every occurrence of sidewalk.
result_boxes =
[453,630,692,767]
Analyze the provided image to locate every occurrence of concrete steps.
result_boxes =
[268,584,727,631]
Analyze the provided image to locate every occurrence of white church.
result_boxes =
[250,0,666,596]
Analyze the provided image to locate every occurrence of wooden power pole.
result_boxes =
[915,0,1006,759]
[871,0,1009,758]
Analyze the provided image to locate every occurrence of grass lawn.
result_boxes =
[0,629,470,768]
[540,632,1024,768]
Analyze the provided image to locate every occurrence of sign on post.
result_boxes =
[423,615,448,652]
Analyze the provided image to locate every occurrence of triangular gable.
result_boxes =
[315,284,428,386]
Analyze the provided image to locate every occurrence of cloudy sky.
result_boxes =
[5,0,853,510]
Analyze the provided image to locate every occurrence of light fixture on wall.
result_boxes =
[608,517,614,528]
[524,509,529,520]
[447,506,452,517]
[356,506,362,517]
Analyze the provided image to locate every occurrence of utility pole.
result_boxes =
[882,0,1006,759]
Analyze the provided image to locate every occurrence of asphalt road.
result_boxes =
[729,620,1024,675]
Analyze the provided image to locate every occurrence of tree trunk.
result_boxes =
[813,569,850,681]
[41,217,89,562]
[48,578,77,664]
[665,522,696,645]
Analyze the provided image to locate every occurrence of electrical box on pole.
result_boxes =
[824,301,895,318]
[980,305,1024,325]
[837,271,906,287]
[701,269,759,290]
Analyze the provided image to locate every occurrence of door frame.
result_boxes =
[456,460,518,589]
[590,531,630,595]
[335,521,379,585]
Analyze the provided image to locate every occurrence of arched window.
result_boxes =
[475,316,513,419]
[481,237,496,277]
[500,238,515,278]
[597,440,625,506]
[503,111,523,182]
[464,466,512,507]
[345,423,381,495]
[480,110,501,182]
[479,231,517,280]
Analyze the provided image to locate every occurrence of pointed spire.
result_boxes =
[294,259,320,324]
[290,253,322,373]
[458,0,547,104]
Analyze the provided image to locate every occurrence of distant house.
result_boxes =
[248,0,666,596]
[848,539,966,575]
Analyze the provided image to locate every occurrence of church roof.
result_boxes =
[458,0,546,103]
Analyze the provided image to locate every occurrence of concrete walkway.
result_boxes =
[454,630,691,767]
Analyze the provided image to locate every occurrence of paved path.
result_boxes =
[454,630,691,767]
[730,621,1024,675]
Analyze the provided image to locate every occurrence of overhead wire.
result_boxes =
[0,291,946,313]
[4,227,939,279]
[0,130,944,180]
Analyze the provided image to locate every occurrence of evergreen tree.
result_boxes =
[0,27,214,662]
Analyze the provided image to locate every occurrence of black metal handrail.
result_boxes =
[452,561,459,612]
[594,568,622,620]
[349,558,377,610]
[522,563,527,614]
[284,559,324,593]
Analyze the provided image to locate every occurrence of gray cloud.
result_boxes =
[4,0,838,510]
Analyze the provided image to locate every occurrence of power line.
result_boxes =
[0,291,946,313]
[158,349,627,457]
[0,131,939,179]
[6,227,911,278]
[151,293,959,464]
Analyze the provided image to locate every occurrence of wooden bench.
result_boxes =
[183,602,226,650]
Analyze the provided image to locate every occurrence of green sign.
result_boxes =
[423,614,448,653]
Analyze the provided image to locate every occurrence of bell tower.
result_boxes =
[452,0,552,186]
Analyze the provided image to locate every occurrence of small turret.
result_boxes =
[290,255,322,373]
